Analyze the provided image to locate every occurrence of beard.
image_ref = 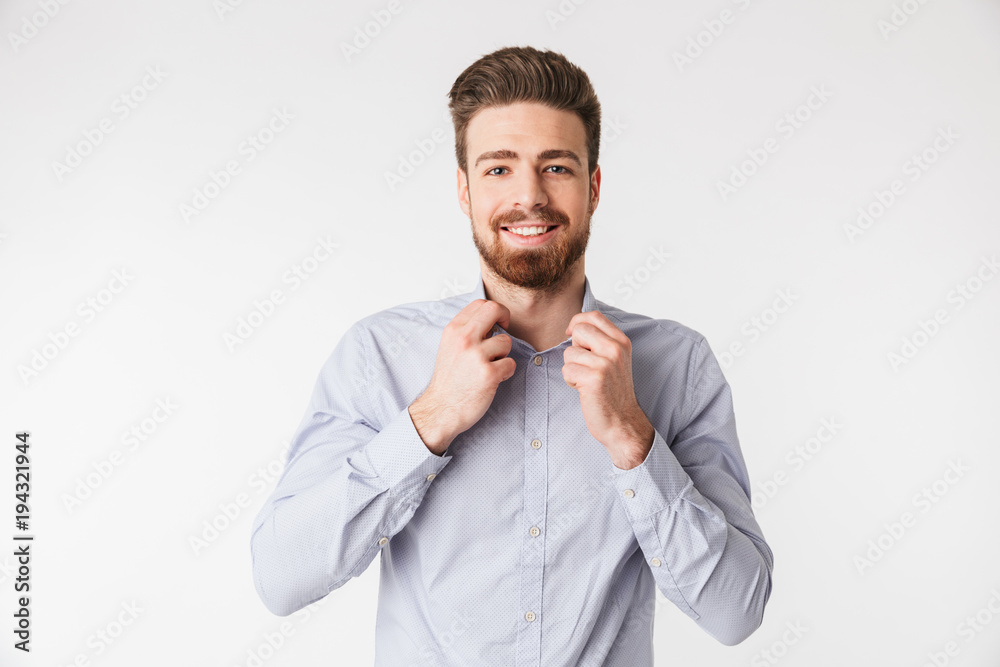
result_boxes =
[470,201,592,292]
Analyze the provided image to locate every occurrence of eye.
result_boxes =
[486,167,508,176]
[546,165,570,174]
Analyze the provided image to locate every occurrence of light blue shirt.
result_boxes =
[250,273,773,666]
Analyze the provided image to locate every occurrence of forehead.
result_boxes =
[466,102,586,151]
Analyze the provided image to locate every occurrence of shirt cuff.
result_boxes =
[609,427,693,520]
[364,405,453,493]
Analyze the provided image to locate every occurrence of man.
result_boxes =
[251,45,773,665]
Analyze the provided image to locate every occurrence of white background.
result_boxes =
[2,0,1000,665]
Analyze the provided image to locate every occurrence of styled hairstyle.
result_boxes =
[447,45,601,176]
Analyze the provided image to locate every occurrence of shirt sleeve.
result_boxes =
[609,335,774,646]
[250,322,453,616]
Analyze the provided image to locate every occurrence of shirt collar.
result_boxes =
[463,271,601,353]
[466,271,600,316]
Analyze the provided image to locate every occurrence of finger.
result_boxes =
[562,360,590,388]
[567,322,620,360]
[481,332,514,361]
[451,299,511,340]
[562,361,577,388]
[566,311,627,346]
[452,298,488,329]
[563,344,600,368]
[470,299,511,339]
[493,355,517,382]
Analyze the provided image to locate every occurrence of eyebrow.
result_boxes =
[474,148,583,168]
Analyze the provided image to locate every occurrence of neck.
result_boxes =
[480,261,586,353]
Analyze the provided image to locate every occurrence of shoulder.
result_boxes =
[350,290,470,348]
[597,299,708,355]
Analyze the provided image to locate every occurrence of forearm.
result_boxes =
[250,405,452,616]
[612,429,773,645]
[408,393,459,456]
[639,482,772,644]
[251,463,393,615]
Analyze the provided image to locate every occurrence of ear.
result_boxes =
[589,164,601,214]
[457,167,471,218]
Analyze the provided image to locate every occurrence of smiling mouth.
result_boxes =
[500,225,558,237]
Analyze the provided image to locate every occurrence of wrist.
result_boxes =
[610,413,654,470]
[408,394,454,456]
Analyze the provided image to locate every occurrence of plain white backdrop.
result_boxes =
[2,0,1000,665]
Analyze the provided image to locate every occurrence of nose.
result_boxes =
[511,169,548,213]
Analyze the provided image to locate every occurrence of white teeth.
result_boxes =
[507,226,550,236]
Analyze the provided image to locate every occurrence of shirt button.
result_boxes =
[531,439,542,449]
[525,611,536,622]
[650,557,661,567]
[426,473,436,481]
[533,356,542,366]
[529,526,540,537]
[623,489,635,498]
[378,536,388,546]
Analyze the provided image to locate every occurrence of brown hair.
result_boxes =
[447,46,601,176]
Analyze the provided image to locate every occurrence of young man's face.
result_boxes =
[458,101,601,291]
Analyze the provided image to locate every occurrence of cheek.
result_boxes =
[554,185,591,214]
[472,195,502,223]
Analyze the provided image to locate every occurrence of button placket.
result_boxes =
[515,352,548,666]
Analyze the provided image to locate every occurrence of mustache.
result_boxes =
[492,207,569,230]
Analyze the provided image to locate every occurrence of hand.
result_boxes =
[563,312,654,470]
[409,299,516,455]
